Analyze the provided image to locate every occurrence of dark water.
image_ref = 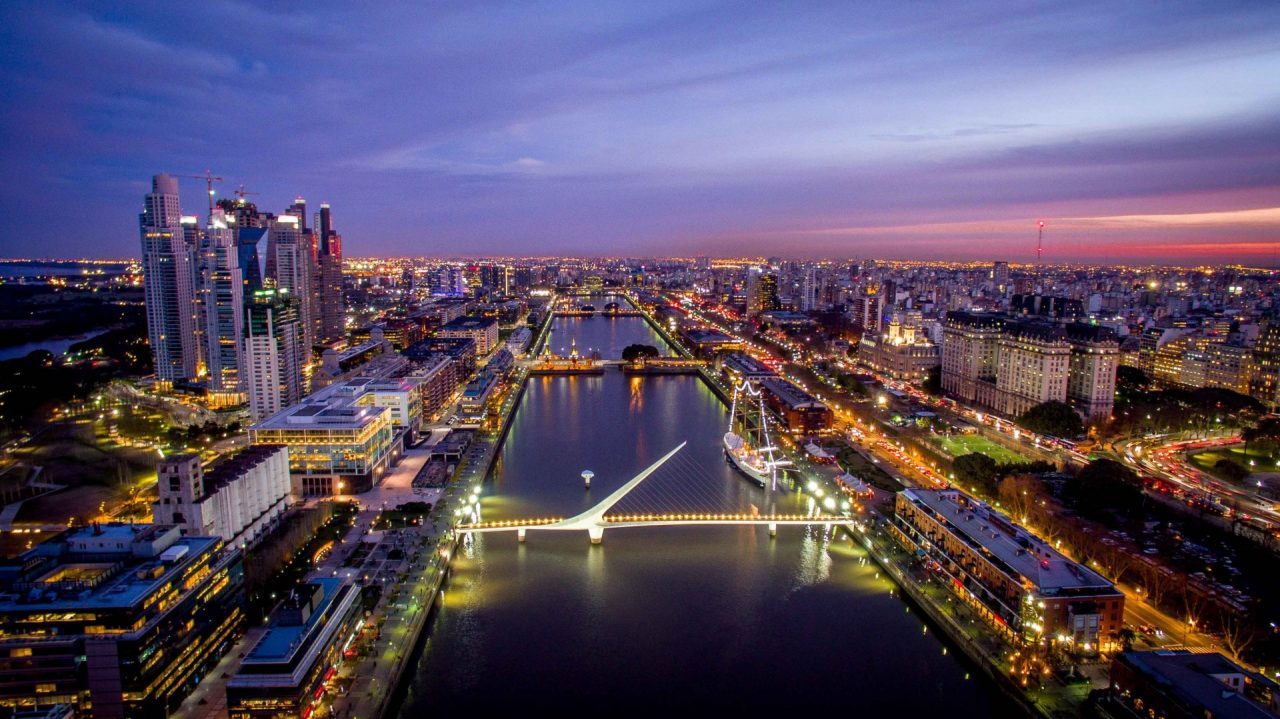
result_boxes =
[398,308,1006,714]
[0,329,110,362]
[0,262,128,277]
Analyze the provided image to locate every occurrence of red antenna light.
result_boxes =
[1036,220,1045,266]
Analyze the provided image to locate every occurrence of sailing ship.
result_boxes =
[723,380,792,489]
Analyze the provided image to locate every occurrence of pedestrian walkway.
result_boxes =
[354,448,433,511]
[171,627,266,719]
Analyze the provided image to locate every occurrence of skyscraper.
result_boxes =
[991,261,1010,292]
[267,214,315,351]
[287,196,325,347]
[800,266,817,312]
[140,174,200,384]
[746,268,780,317]
[859,289,885,333]
[243,289,305,421]
[315,203,344,344]
[200,208,245,398]
[1251,322,1280,409]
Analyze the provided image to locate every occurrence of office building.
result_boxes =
[243,289,306,421]
[267,215,315,351]
[943,312,1115,422]
[227,579,362,719]
[718,352,776,384]
[0,524,244,719]
[857,290,886,333]
[1011,294,1083,320]
[315,204,344,344]
[941,311,1004,410]
[478,263,511,295]
[351,318,423,350]
[311,330,409,389]
[140,174,200,384]
[437,316,499,356]
[249,386,402,496]
[153,445,291,548]
[1065,323,1120,422]
[405,337,477,376]
[994,320,1071,418]
[1138,327,1194,377]
[991,261,1010,292]
[1252,323,1280,409]
[800,266,817,312]
[406,354,461,421]
[747,270,781,317]
[1109,650,1280,719]
[682,329,743,358]
[311,377,424,440]
[199,208,245,398]
[457,349,513,420]
[892,488,1123,651]
[759,377,832,434]
[505,326,532,357]
[1205,342,1253,396]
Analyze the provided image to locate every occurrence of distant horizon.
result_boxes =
[3,253,1277,271]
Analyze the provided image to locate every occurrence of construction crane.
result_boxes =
[1036,220,1045,267]
[234,184,259,204]
[173,170,223,218]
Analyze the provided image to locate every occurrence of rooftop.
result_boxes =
[1002,318,1069,344]
[722,352,775,376]
[684,328,738,344]
[440,316,497,331]
[0,525,220,612]
[903,488,1117,595]
[253,398,387,431]
[236,578,357,676]
[1117,650,1280,719]
[336,338,387,363]
[201,445,287,498]
[759,376,825,410]
[945,310,1005,329]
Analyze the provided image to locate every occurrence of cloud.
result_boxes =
[1,1,1279,261]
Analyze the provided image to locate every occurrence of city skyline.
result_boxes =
[1,2,1278,262]
[2,4,1280,717]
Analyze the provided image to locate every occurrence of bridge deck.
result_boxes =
[460,513,854,533]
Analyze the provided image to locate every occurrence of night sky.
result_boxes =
[1,1,1278,262]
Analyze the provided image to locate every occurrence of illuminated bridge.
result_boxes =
[458,442,856,544]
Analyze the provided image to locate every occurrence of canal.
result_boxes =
[398,299,1008,713]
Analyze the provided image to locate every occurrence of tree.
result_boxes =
[1118,626,1137,651]
[922,364,942,396]
[997,473,1047,524]
[1017,400,1084,439]
[621,344,660,361]
[1134,561,1176,607]
[952,452,1000,496]
[1066,458,1144,520]
[1116,366,1150,394]
[1243,417,1280,454]
[1219,610,1261,662]
[1214,458,1249,483]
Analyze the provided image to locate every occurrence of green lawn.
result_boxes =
[931,433,1031,465]
[1188,446,1280,480]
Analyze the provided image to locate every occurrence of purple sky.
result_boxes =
[1,1,1278,263]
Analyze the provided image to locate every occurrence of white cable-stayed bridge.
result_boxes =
[458,442,857,544]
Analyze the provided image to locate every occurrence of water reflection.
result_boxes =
[398,316,1006,714]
